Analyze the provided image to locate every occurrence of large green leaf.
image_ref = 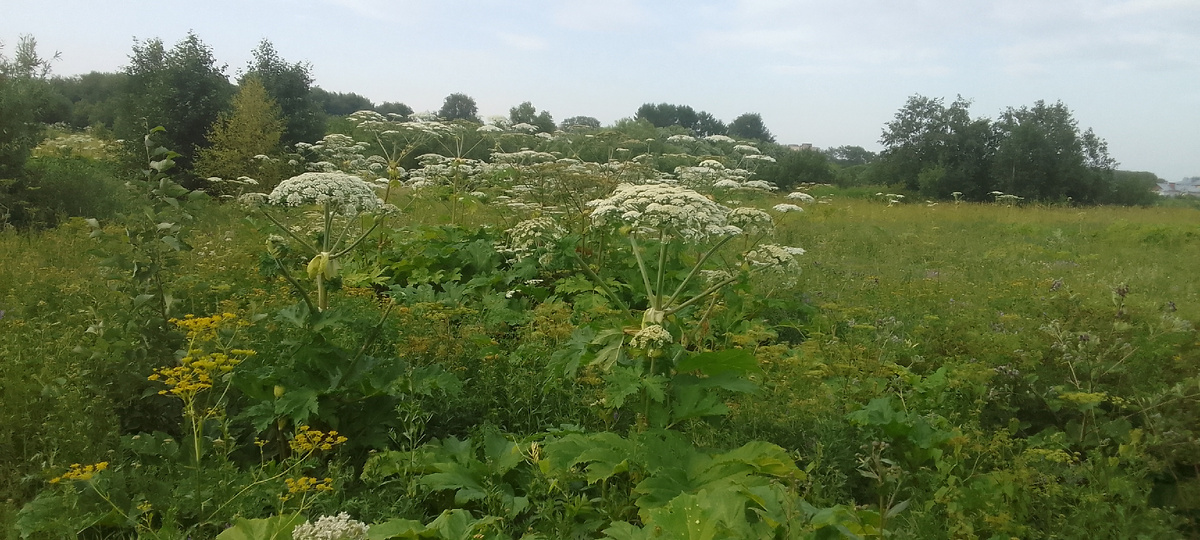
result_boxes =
[214,514,305,540]
[541,432,636,484]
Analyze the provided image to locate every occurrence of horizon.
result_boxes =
[5,0,1198,180]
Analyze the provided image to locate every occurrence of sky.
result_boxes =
[4,0,1199,180]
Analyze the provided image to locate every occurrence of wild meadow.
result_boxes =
[1,114,1198,540]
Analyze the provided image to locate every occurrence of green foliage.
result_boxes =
[437,93,480,123]
[754,147,834,191]
[244,39,325,147]
[728,113,775,143]
[376,101,414,118]
[115,32,235,172]
[636,103,699,131]
[44,71,126,129]
[0,35,55,181]
[0,156,132,228]
[194,76,288,191]
[560,115,601,130]
[508,101,555,133]
[313,86,375,116]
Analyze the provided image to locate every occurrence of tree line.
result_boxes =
[1,31,1165,228]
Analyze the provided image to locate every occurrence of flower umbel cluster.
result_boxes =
[501,217,567,262]
[291,512,369,540]
[745,244,805,272]
[727,207,774,236]
[630,324,673,350]
[588,183,738,242]
[49,462,109,484]
[290,426,349,453]
[268,172,382,215]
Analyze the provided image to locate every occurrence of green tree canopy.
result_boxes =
[992,100,1115,202]
[877,95,995,199]
[312,87,373,116]
[559,115,601,130]
[636,103,699,131]
[509,101,554,132]
[46,71,126,129]
[375,101,413,119]
[694,111,727,137]
[0,35,55,180]
[193,76,286,191]
[438,92,480,123]
[115,32,234,171]
[243,40,324,146]
[728,113,775,143]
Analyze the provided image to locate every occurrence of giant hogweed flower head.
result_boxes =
[727,207,774,236]
[587,183,739,242]
[291,512,369,540]
[268,172,382,215]
[501,217,567,262]
[745,244,805,279]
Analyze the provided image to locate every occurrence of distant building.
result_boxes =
[1156,177,1200,197]
[786,143,814,151]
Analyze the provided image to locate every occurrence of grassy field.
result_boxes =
[2,164,1198,537]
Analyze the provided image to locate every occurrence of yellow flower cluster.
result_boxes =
[285,476,334,494]
[290,426,349,453]
[148,350,254,399]
[170,312,243,341]
[49,462,109,483]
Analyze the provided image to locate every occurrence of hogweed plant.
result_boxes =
[587,182,804,338]
[260,171,388,312]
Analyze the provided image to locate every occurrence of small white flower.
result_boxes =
[291,512,369,540]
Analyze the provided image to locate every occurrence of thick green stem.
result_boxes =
[628,234,658,310]
[654,231,667,311]
[570,252,630,313]
[261,209,319,255]
[663,233,737,309]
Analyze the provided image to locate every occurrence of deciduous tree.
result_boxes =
[243,40,324,146]
[193,76,286,190]
[728,112,775,143]
[438,92,480,123]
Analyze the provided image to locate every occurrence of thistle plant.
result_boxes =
[261,171,387,311]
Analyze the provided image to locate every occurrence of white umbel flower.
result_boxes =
[291,512,369,540]
[268,172,382,215]
[786,191,816,202]
[630,324,672,349]
[587,183,739,242]
[727,207,774,235]
[745,244,804,271]
[772,203,804,213]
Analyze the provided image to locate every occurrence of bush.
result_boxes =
[0,156,132,228]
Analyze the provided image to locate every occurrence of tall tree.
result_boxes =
[243,40,324,146]
[375,101,413,119]
[47,71,126,129]
[312,87,373,116]
[509,101,554,132]
[636,103,698,131]
[0,35,54,180]
[992,100,1115,202]
[559,115,601,130]
[728,113,775,143]
[438,92,480,123]
[115,32,234,170]
[694,111,726,137]
[193,76,285,190]
[877,95,994,199]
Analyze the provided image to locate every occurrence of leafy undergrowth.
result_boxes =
[2,133,1198,539]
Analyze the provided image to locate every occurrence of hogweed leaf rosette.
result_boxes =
[262,172,387,311]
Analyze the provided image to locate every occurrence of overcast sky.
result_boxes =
[5,0,1199,180]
